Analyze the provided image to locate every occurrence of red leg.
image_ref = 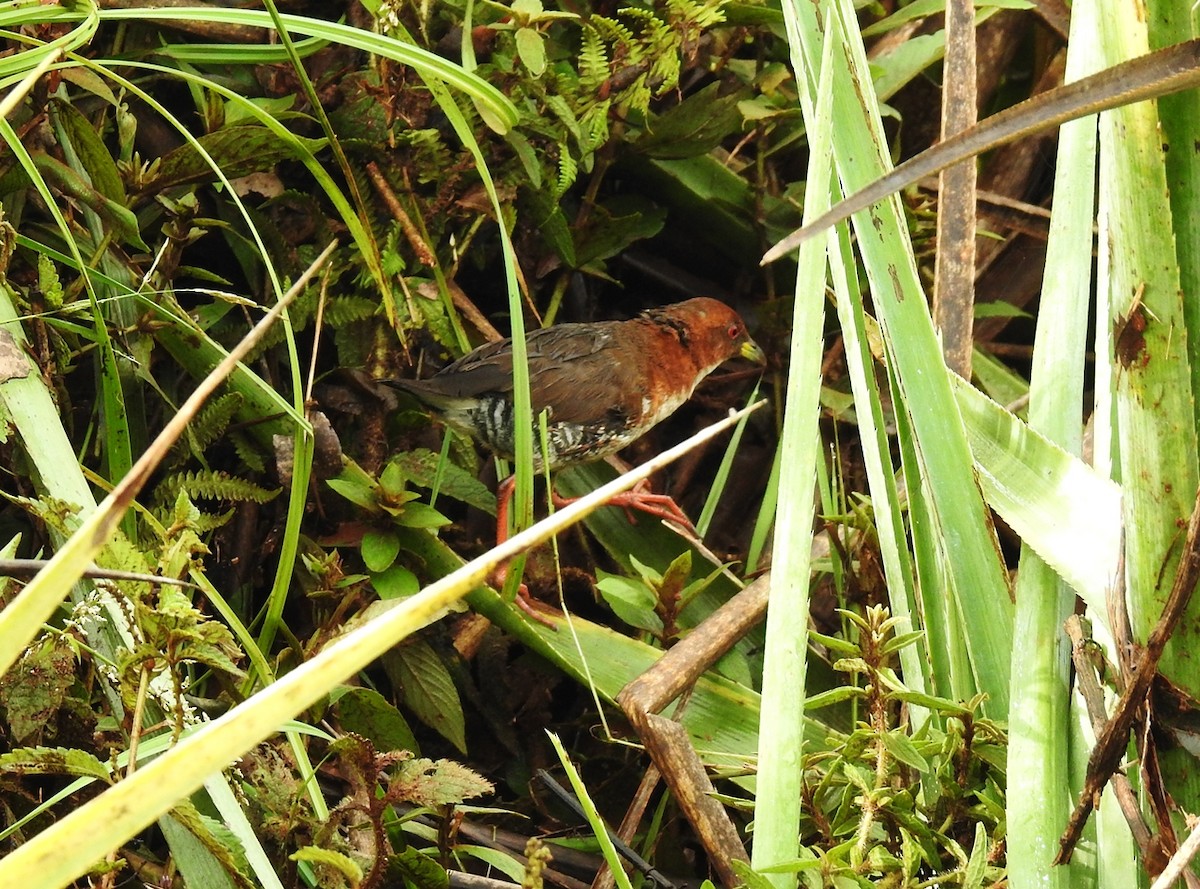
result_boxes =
[550,479,695,533]
[495,475,517,545]
[490,474,691,627]
[492,475,557,628]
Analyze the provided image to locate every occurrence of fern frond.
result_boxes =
[579,102,612,151]
[322,295,378,327]
[230,432,266,474]
[578,25,610,92]
[156,470,279,506]
[667,0,728,30]
[185,506,236,535]
[555,147,578,199]
[589,15,635,46]
[626,79,653,114]
[620,7,660,29]
[393,129,455,184]
[176,392,245,460]
[649,52,681,93]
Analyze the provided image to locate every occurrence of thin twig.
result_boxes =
[1151,818,1200,889]
[1064,615,1154,856]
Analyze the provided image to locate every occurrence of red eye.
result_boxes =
[727,324,740,339]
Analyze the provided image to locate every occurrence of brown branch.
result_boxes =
[1063,615,1154,857]
[1056,488,1200,863]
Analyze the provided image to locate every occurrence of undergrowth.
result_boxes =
[0,0,1164,886]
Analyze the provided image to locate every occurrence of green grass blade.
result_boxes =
[953,380,1120,618]
[546,734,635,889]
[751,7,834,879]
[1005,4,1101,874]
[828,225,930,716]
[783,0,1014,716]
[1096,0,1200,817]
[9,5,515,130]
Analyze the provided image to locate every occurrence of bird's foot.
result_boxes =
[514,587,558,628]
[553,480,695,533]
[490,557,558,629]
[490,474,692,629]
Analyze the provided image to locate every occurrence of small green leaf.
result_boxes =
[326,476,377,510]
[963,822,989,889]
[973,301,1031,319]
[832,657,871,675]
[373,564,420,600]
[380,460,407,498]
[291,847,363,883]
[809,630,860,655]
[362,528,401,572]
[595,572,662,633]
[505,130,542,188]
[627,554,663,585]
[804,686,867,710]
[660,550,692,592]
[880,630,926,656]
[515,27,547,76]
[397,501,451,529]
[881,730,930,773]
[890,690,973,715]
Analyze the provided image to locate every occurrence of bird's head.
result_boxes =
[656,297,766,370]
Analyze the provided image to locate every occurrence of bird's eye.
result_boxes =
[727,324,741,339]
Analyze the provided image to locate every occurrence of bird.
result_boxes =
[387,297,765,615]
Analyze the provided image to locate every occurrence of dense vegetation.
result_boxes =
[1,1,1198,888]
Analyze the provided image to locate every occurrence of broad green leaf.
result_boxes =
[0,746,110,782]
[332,686,421,755]
[143,126,327,192]
[389,449,497,514]
[31,153,146,250]
[384,639,467,753]
[51,98,125,203]
[159,806,246,889]
[0,635,76,742]
[636,82,750,159]
[952,376,1120,619]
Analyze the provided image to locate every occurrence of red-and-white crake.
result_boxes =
[387,297,765,619]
